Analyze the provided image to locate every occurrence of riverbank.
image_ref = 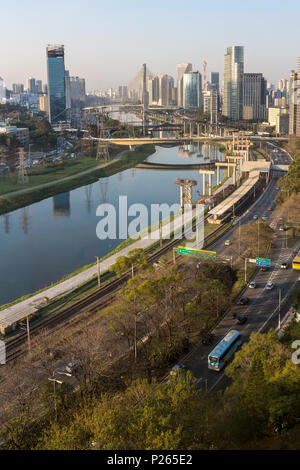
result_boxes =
[0,144,155,216]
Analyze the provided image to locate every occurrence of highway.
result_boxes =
[180,143,298,392]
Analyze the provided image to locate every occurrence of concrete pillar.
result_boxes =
[217,166,220,185]
[208,174,212,196]
[233,165,236,185]
[202,173,206,195]
[180,185,184,209]
[197,123,200,136]
[190,122,193,138]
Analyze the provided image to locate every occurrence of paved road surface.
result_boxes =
[178,143,298,393]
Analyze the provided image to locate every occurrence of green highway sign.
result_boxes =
[178,246,217,260]
[256,257,271,268]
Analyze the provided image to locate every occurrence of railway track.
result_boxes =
[4,216,228,364]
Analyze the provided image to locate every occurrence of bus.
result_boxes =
[292,252,300,270]
[208,330,242,371]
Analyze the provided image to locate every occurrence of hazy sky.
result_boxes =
[1,0,300,91]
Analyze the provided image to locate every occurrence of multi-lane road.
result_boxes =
[180,143,299,392]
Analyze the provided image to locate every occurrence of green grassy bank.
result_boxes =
[0,144,156,216]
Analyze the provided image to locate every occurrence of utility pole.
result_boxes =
[238,219,241,256]
[96,257,101,288]
[278,288,281,330]
[173,248,176,264]
[26,315,31,353]
[159,220,163,249]
[257,220,260,258]
[244,258,247,283]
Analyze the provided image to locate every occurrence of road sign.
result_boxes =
[256,257,271,268]
[178,246,217,260]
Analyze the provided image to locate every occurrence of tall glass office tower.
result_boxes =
[46,45,66,123]
[183,72,202,109]
[223,46,244,121]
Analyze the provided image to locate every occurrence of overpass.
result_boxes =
[86,136,288,146]
[135,161,216,170]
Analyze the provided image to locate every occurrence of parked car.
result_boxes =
[249,281,256,289]
[266,282,275,290]
[238,297,249,305]
[236,315,247,325]
[268,207,273,211]
[281,262,288,269]
[253,214,258,220]
[224,239,232,246]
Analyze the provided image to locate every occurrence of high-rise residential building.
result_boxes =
[211,72,220,92]
[203,89,218,122]
[223,46,244,120]
[46,45,66,123]
[36,80,43,94]
[118,85,128,102]
[148,76,159,105]
[183,71,202,109]
[157,74,174,106]
[177,63,192,107]
[289,58,300,136]
[42,83,48,94]
[0,77,6,103]
[27,77,37,94]
[79,78,86,103]
[65,70,71,110]
[12,83,24,94]
[70,76,81,108]
[39,94,49,113]
[242,73,267,121]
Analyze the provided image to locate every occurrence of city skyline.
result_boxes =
[1,0,300,90]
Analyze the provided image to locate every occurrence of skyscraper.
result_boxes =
[46,45,66,123]
[183,71,202,109]
[223,46,244,120]
[289,58,300,136]
[211,72,220,92]
[0,77,6,103]
[243,73,267,121]
[177,63,192,107]
[157,74,174,106]
[27,77,36,94]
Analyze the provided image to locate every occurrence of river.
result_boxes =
[0,111,225,306]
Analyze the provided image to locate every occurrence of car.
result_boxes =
[279,226,285,231]
[262,215,268,221]
[66,360,81,374]
[249,281,256,289]
[281,262,288,269]
[170,364,187,375]
[224,239,232,246]
[253,215,258,220]
[268,207,273,211]
[265,282,275,290]
[238,297,249,305]
[236,315,247,325]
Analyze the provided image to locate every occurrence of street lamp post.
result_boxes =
[278,288,282,330]
[48,371,72,423]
